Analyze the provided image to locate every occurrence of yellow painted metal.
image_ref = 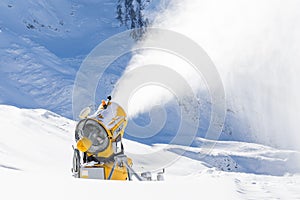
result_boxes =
[77,137,92,152]
[103,157,132,180]
[76,102,133,180]
[81,157,133,180]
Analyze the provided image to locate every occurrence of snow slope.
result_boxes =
[1,105,299,199]
[0,0,128,117]
[0,0,162,118]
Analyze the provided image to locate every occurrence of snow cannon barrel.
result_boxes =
[75,101,127,160]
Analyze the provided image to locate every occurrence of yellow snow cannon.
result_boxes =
[71,96,143,181]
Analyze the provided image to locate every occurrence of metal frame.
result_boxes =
[107,154,143,181]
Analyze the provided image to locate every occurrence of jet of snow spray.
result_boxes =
[114,0,300,152]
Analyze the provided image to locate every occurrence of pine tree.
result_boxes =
[116,0,124,25]
[116,0,150,40]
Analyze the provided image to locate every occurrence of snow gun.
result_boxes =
[71,96,164,181]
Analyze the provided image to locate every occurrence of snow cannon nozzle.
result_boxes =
[107,95,111,101]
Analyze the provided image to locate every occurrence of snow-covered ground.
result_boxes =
[1,105,299,199]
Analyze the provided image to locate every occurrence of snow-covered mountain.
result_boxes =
[1,105,299,199]
[2,0,300,149]
[0,0,164,118]
[0,0,128,117]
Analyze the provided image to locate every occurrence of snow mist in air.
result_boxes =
[114,0,300,150]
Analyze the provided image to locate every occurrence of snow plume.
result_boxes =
[112,28,226,149]
[113,0,300,150]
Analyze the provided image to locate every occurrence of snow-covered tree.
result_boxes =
[116,0,150,40]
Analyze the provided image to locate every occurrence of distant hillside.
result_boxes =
[0,0,126,117]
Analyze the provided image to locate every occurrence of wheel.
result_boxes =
[72,148,81,178]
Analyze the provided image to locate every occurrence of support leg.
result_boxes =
[107,161,117,180]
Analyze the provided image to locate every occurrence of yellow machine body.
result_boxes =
[80,158,132,180]
[76,102,127,157]
[74,101,132,180]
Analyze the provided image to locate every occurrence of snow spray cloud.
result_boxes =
[72,28,226,171]
[122,0,300,151]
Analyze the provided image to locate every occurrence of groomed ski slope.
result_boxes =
[0,105,299,200]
